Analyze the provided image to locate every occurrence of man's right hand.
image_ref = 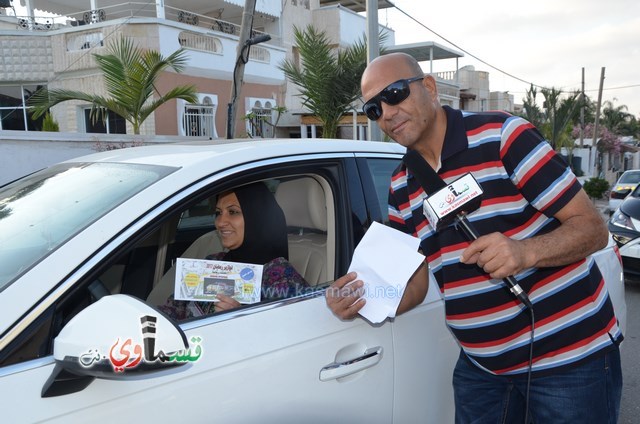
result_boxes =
[325,272,365,320]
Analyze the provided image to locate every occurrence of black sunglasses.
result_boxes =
[362,76,424,121]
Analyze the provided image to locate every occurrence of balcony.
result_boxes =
[0,2,285,85]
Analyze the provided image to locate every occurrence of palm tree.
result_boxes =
[540,87,581,150]
[520,85,544,129]
[279,25,369,139]
[520,85,582,151]
[29,36,198,135]
[601,100,637,136]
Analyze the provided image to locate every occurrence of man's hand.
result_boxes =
[460,189,609,277]
[460,232,529,280]
[325,272,365,320]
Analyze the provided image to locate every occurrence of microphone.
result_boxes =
[403,149,532,309]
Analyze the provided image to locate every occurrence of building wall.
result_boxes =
[489,91,515,113]
[0,35,53,81]
[154,73,281,138]
[457,65,490,111]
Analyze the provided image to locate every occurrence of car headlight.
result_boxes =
[610,209,637,231]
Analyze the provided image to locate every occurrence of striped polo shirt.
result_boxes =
[388,106,623,375]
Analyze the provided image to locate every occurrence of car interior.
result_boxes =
[97,174,335,317]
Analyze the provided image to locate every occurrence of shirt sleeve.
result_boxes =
[388,165,412,234]
[499,116,582,217]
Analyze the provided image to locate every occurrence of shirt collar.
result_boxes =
[441,105,468,163]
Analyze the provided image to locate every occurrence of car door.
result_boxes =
[0,155,396,423]
[356,154,458,423]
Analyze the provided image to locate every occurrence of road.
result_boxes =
[620,280,640,423]
[595,199,638,422]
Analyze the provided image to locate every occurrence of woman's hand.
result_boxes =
[215,294,241,311]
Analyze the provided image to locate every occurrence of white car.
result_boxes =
[609,169,640,213]
[0,139,626,423]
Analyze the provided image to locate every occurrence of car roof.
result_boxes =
[64,138,406,169]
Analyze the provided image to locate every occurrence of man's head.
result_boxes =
[361,52,443,151]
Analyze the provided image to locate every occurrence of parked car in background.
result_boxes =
[609,183,640,279]
[609,169,640,213]
[0,139,626,423]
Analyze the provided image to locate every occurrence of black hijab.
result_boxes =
[221,182,289,264]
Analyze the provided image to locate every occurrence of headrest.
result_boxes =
[275,177,327,232]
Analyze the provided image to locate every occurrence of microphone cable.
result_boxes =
[455,212,535,424]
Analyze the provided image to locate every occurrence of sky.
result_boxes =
[378,0,640,117]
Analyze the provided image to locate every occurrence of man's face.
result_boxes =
[361,63,437,149]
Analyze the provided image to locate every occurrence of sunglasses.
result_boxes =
[362,76,424,121]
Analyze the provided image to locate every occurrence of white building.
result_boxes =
[0,0,465,141]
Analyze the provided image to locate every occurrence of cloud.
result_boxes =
[386,0,640,116]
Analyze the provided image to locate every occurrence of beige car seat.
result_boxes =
[274,177,328,286]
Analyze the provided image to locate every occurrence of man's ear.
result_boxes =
[423,75,439,97]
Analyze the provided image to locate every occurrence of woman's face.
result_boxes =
[215,191,245,250]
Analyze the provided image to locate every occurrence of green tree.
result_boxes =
[29,36,197,135]
[540,87,581,150]
[520,85,582,151]
[601,100,638,137]
[520,85,544,129]
[279,25,369,138]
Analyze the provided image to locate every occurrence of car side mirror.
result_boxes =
[42,295,191,397]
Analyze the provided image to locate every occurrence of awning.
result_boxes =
[223,0,281,18]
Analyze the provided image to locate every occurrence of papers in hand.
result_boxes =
[174,258,263,304]
[348,221,425,324]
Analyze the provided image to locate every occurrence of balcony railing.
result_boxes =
[8,2,276,45]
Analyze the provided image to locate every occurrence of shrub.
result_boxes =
[582,177,610,200]
[41,112,59,132]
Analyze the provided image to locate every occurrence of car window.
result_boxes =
[618,171,640,184]
[144,175,334,319]
[0,162,175,292]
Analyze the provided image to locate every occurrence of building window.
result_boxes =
[246,98,276,138]
[0,84,46,131]
[83,108,127,134]
[179,94,218,138]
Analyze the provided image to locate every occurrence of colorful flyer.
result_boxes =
[174,258,263,304]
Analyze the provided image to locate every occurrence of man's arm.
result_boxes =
[325,262,429,320]
[460,189,608,279]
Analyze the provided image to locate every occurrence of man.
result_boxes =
[326,52,623,423]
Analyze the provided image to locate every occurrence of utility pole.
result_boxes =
[226,0,257,139]
[593,67,605,177]
[579,67,584,149]
[366,0,383,142]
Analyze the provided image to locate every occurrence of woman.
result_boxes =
[160,182,308,320]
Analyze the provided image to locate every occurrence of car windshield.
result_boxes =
[618,171,640,184]
[0,162,176,292]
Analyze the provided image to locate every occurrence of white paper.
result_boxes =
[347,222,425,323]
[174,258,263,304]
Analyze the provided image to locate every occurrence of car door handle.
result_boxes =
[319,346,383,381]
